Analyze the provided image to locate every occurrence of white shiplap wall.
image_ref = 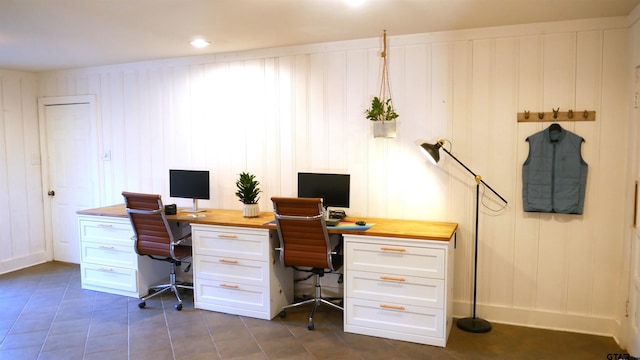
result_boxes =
[1,17,632,336]
[0,70,46,273]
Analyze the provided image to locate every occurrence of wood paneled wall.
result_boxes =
[3,17,633,335]
[0,70,46,272]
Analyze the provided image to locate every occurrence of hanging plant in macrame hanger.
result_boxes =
[365,30,399,138]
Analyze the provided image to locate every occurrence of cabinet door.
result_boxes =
[347,270,444,309]
[81,241,136,268]
[192,226,269,261]
[80,263,137,293]
[346,297,444,339]
[196,278,269,317]
[79,217,133,246]
[346,240,446,279]
[195,255,268,287]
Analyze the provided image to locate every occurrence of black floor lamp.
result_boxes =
[418,139,508,333]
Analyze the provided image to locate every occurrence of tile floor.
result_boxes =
[0,262,630,360]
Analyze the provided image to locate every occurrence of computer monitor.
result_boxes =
[169,169,210,212]
[297,172,350,212]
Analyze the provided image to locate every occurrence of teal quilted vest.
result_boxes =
[522,125,588,214]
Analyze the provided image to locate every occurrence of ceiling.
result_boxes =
[1,0,639,73]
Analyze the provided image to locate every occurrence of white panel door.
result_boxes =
[630,184,640,357]
[628,67,640,357]
[44,102,94,264]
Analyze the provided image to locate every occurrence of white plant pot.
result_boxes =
[242,203,260,218]
[373,120,397,138]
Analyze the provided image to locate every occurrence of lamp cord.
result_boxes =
[439,138,508,213]
[480,183,508,213]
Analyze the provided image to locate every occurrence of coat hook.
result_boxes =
[524,110,530,119]
[538,112,545,120]
[583,110,589,119]
[552,108,560,119]
[568,109,574,118]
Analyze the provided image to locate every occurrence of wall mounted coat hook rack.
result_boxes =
[517,108,596,122]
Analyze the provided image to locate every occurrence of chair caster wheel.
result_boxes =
[174,303,182,311]
[279,311,286,319]
[138,301,146,309]
[307,322,314,330]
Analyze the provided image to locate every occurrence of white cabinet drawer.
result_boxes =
[79,217,133,246]
[345,297,444,339]
[80,262,137,293]
[343,234,454,347]
[81,241,137,268]
[192,225,269,261]
[345,240,445,279]
[195,255,267,287]
[347,270,444,309]
[195,278,269,315]
[190,224,292,320]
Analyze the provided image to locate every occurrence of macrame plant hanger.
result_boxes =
[379,30,393,112]
[370,30,398,138]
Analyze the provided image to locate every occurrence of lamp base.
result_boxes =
[457,317,492,333]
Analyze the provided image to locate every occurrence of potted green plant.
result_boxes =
[365,97,399,139]
[235,172,262,217]
[365,96,399,122]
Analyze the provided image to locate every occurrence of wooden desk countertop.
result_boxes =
[77,204,457,242]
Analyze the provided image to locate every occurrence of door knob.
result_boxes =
[48,190,55,196]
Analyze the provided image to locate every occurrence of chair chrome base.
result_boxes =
[138,261,194,311]
[280,273,343,330]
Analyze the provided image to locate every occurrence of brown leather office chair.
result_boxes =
[271,196,343,330]
[122,191,193,310]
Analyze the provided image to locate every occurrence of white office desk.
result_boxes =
[77,205,457,347]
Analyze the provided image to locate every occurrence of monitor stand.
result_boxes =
[181,198,206,213]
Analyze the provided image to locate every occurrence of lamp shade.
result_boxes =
[418,141,442,165]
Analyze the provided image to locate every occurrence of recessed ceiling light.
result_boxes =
[190,39,210,48]
[345,0,365,6]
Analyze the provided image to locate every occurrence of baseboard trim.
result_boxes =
[0,252,49,275]
[454,301,617,337]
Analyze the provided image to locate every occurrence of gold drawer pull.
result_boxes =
[219,259,238,264]
[380,304,405,311]
[380,276,406,282]
[218,234,238,239]
[219,283,239,289]
[98,267,113,272]
[380,247,406,252]
[99,245,115,250]
[97,224,113,228]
